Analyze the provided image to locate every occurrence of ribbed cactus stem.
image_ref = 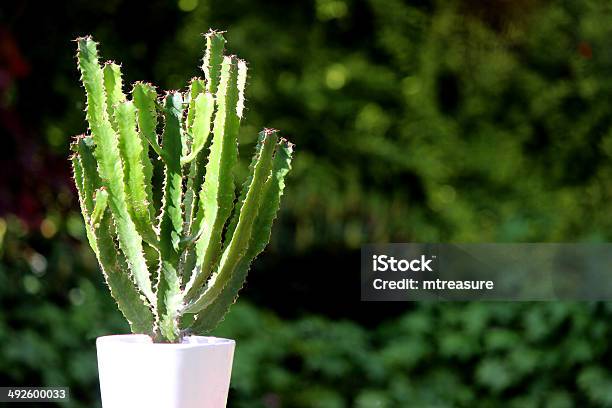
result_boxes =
[203,30,226,95]
[115,101,158,248]
[102,62,126,131]
[133,82,165,161]
[181,92,214,165]
[190,137,293,331]
[156,92,185,342]
[182,78,208,258]
[71,137,155,334]
[185,129,278,313]
[72,31,293,342]
[185,56,241,299]
[76,37,155,306]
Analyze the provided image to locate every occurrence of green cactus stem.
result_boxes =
[71,31,293,342]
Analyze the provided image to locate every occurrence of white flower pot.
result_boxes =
[96,334,235,408]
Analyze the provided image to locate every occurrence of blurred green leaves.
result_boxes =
[209,300,612,407]
[4,220,612,407]
[149,0,612,249]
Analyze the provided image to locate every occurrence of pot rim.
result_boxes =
[96,334,235,349]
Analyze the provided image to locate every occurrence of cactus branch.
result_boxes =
[181,80,208,267]
[71,139,155,334]
[70,136,99,255]
[181,92,215,165]
[181,32,227,280]
[115,101,159,248]
[130,83,157,223]
[186,78,206,133]
[156,92,185,342]
[185,56,240,299]
[102,62,126,131]
[189,138,293,330]
[76,37,155,306]
[184,129,278,313]
[203,30,226,95]
[133,82,166,162]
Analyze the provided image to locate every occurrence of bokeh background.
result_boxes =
[2,0,612,406]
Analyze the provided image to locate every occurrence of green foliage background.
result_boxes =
[2,0,612,406]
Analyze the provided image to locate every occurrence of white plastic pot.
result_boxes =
[96,334,235,408]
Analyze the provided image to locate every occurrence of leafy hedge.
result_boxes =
[219,302,612,408]
[3,219,612,407]
[156,0,612,246]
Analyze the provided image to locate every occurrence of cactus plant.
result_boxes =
[70,31,293,342]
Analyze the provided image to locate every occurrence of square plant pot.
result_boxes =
[96,334,235,408]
